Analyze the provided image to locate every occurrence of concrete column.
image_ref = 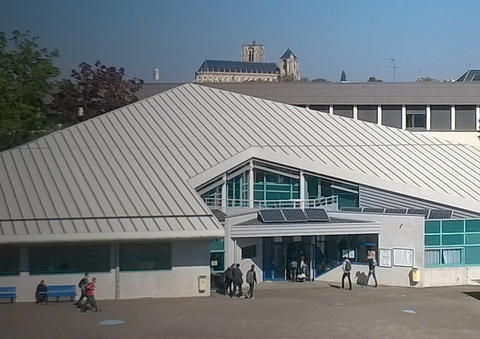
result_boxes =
[300,170,305,209]
[353,105,358,120]
[377,105,382,126]
[401,105,407,130]
[248,160,254,208]
[113,243,120,300]
[221,173,227,212]
[476,105,480,130]
[451,105,456,131]
[329,105,334,115]
[426,105,431,130]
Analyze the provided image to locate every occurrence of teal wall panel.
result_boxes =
[466,220,480,233]
[425,235,440,246]
[425,221,440,234]
[442,234,464,245]
[465,246,480,264]
[442,220,464,233]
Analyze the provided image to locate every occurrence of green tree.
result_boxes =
[0,31,60,151]
[416,76,437,82]
[52,60,143,125]
[340,70,347,82]
[367,76,383,82]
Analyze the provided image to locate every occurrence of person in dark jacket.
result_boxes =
[245,264,257,299]
[232,263,243,297]
[74,272,89,307]
[224,265,234,297]
[365,251,378,287]
[35,280,48,304]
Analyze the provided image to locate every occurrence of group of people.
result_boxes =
[341,249,378,290]
[34,272,100,312]
[288,255,309,282]
[224,263,257,299]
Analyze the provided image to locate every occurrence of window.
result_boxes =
[406,106,426,130]
[333,105,353,118]
[0,247,19,276]
[455,106,476,131]
[442,249,461,265]
[210,238,225,272]
[242,245,257,259]
[430,105,451,130]
[357,105,378,123]
[29,245,110,274]
[425,249,440,265]
[119,243,171,271]
[382,105,402,128]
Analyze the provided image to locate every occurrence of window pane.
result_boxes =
[425,221,440,234]
[382,105,402,128]
[430,105,451,131]
[210,252,224,272]
[119,243,171,271]
[442,220,464,233]
[466,220,480,232]
[465,246,480,264]
[466,234,480,244]
[0,247,19,275]
[357,105,377,123]
[442,249,461,265]
[242,245,257,259]
[442,234,464,245]
[333,105,353,118]
[29,245,110,274]
[425,249,440,265]
[425,235,440,246]
[309,105,329,113]
[455,105,476,131]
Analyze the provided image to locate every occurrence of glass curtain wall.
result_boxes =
[304,174,359,208]
[253,169,299,207]
[200,185,222,207]
[227,171,249,207]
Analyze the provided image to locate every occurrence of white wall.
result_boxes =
[423,266,480,287]
[418,131,479,147]
[316,213,425,287]
[0,240,211,302]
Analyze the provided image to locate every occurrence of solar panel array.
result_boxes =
[340,207,453,219]
[258,208,329,223]
[304,208,330,222]
[428,209,453,220]
[282,209,308,222]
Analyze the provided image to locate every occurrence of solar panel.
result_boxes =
[341,207,363,212]
[282,209,307,222]
[407,208,429,217]
[258,209,285,223]
[384,208,407,214]
[363,208,385,214]
[428,209,453,220]
[304,208,329,222]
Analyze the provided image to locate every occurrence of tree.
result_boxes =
[0,31,60,151]
[278,74,297,82]
[416,76,437,82]
[340,70,347,82]
[367,76,383,82]
[52,60,143,125]
[311,78,329,83]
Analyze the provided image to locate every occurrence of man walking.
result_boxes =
[341,256,352,290]
[232,263,243,297]
[245,264,257,299]
[82,277,100,312]
[224,264,234,297]
[74,272,89,308]
[365,250,378,287]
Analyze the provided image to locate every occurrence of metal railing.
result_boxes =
[202,195,338,210]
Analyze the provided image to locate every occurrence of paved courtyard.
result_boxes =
[2,282,480,339]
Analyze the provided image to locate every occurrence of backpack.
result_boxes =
[78,278,87,289]
[345,261,351,272]
[246,270,255,284]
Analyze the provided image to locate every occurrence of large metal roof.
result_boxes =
[197,60,278,74]
[2,83,480,243]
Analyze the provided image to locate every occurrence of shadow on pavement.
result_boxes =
[462,291,480,301]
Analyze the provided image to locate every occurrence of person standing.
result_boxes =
[245,264,257,299]
[232,263,243,297]
[224,264,234,297]
[74,272,89,307]
[35,280,48,304]
[82,277,100,312]
[300,256,308,280]
[341,256,352,290]
[289,258,298,282]
[365,251,378,287]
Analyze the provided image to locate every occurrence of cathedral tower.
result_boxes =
[242,41,265,62]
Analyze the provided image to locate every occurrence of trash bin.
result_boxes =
[198,275,208,293]
[411,268,421,283]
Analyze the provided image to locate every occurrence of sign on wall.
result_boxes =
[379,248,392,267]
[393,248,414,267]
[342,249,355,259]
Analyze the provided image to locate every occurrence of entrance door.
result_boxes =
[271,242,285,280]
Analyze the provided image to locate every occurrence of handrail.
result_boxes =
[203,195,338,209]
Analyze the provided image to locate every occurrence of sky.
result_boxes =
[2,0,480,83]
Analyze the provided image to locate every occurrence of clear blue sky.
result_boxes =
[1,0,479,82]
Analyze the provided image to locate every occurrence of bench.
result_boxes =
[47,285,76,302]
[0,287,16,303]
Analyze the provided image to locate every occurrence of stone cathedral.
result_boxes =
[195,41,300,83]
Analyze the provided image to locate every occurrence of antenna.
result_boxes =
[385,58,399,82]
